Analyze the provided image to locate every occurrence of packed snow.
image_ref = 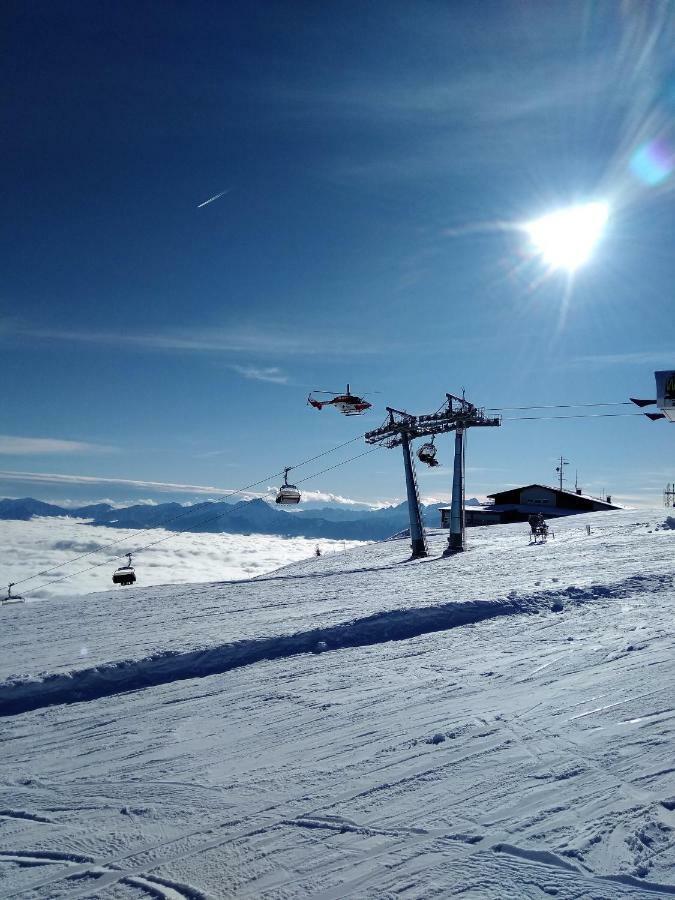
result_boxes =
[0,517,365,600]
[1,508,674,898]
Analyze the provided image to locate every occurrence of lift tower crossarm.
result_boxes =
[364,396,501,558]
[417,395,501,434]
[364,407,416,447]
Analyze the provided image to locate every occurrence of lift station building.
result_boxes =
[439,484,621,528]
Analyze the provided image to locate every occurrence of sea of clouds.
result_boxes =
[0,517,365,601]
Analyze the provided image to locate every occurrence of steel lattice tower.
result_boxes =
[365,394,500,557]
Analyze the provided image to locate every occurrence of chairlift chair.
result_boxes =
[276,467,301,505]
[417,439,440,467]
[112,553,137,586]
[2,582,24,604]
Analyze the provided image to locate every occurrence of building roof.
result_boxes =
[486,484,620,509]
[437,486,622,514]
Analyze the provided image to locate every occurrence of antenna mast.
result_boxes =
[556,456,569,492]
[665,483,675,508]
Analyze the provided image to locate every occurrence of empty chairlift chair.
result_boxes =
[276,467,301,505]
[112,553,137,586]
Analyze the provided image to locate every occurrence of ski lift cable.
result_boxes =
[503,412,646,421]
[488,401,633,411]
[9,431,370,590]
[294,447,380,485]
[25,446,383,596]
[8,403,648,591]
[114,447,381,560]
[130,448,382,558]
[7,469,285,589]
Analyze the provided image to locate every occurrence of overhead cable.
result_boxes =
[25,445,382,597]
[503,412,646,421]
[10,431,370,589]
[488,401,633,411]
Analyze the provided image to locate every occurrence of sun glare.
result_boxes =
[524,201,609,272]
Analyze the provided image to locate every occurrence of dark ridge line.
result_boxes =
[0,849,92,863]
[0,808,53,823]
[0,573,671,718]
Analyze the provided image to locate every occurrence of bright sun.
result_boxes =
[524,201,609,272]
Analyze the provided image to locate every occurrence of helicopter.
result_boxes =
[307,384,372,416]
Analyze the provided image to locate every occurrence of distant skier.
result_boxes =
[315,545,321,557]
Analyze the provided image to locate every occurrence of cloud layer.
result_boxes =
[0,517,365,600]
[0,436,114,455]
[230,364,289,384]
[4,322,393,358]
[0,469,385,508]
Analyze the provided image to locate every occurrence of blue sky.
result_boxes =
[2,1,674,508]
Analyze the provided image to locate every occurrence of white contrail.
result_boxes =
[197,188,231,208]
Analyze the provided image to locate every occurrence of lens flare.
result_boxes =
[629,140,674,186]
[524,201,609,272]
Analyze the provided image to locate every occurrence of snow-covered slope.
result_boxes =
[1,509,674,898]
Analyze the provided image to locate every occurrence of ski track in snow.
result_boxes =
[1,509,674,898]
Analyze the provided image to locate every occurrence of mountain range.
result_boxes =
[0,496,474,542]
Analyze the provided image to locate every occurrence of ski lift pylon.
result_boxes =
[276,467,301,504]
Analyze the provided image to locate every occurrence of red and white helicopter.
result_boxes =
[307,384,372,416]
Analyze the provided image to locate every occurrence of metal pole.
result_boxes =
[445,426,465,554]
[401,433,428,558]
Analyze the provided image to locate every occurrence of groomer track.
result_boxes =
[1,571,671,717]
